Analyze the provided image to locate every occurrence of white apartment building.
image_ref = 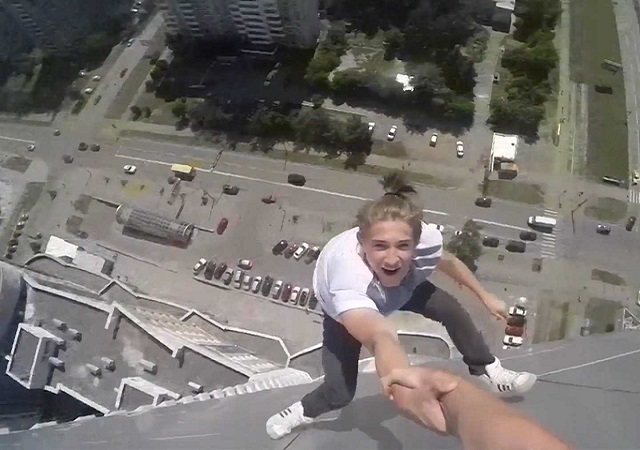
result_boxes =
[159,0,320,48]
[2,0,131,55]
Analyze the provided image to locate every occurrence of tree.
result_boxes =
[144,79,156,92]
[156,59,170,71]
[340,115,372,154]
[513,0,561,42]
[129,105,141,120]
[149,67,164,81]
[330,69,367,95]
[171,102,187,119]
[440,46,477,94]
[445,219,482,272]
[383,27,405,59]
[311,94,324,109]
[293,108,332,147]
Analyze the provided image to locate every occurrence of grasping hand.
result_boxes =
[480,292,508,320]
[380,367,459,433]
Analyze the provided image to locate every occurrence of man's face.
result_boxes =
[360,220,416,287]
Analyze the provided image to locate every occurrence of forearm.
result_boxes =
[441,377,571,450]
[438,254,487,300]
[370,332,411,377]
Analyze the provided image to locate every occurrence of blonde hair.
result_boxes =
[356,172,423,242]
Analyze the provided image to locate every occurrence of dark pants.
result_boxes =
[300,281,494,418]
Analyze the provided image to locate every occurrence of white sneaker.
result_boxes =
[478,358,537,394]
[266,401,314,439]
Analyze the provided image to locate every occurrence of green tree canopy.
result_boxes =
[445,219,482,272]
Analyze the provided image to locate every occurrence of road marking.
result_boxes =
[474,219,528,231]
[0,134,35,144]
[537,348,640,377]
[629,190,640,204]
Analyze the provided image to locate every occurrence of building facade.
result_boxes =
[1,0,130,55]
[158,0,320,48]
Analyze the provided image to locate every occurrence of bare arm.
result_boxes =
[339,309,455,432]
[442,376,571,450]
[382,368,572,450]
[436,251,488,299]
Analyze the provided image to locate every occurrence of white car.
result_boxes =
[272,280,284,299]
[429,133,438,146]
[27,144,35,151]
[238,259,253,270]
[290,286,301,304]
[79,70,87,77]
[123,165,137,174]
[127,39,135,47]
[251,276,262,293]
[233,270,244,288]
[242,275,251,291]
[456,141,464,158]
[387,125,398,141]
[503,335,523,347]
[91,75,101,82]
[83,87,94,94]
[368,122,375,133]
[192,258,207,274]
[294,242,309,260]
[509,305,527,317]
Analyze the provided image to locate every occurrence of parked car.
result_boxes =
[91,75,101,81]
[506,240,526,253]
[123,165,137,174]
[290,286,301,305]
[78,142,88,151]
[242,275,251,291]
[27,144,35,151]
[368,122,375,133]
[429,133,438,147]
[475,197,492,208]
[281,283,293,302]
[507,315,526,327]
[192,258,207,274]
[509,305,527,317]
[83,88,94,94]
[222,268,234,285]
[519,231,537,241]
[217,218,229,235]
[308,292,318,310]
[237,259,253,270]
[596,224,611,235]
[284,243,298,259]
[305,246,321,263]
[272,280,284,299]
[91,143,100,152]
[503,335,523,347]
[287,174,306,186]
[53,129,61,136]
[223,184,239,195]
[251,276,262,293]
[261,195,276,204]
[261,276,274,296]
[456,141,464,158]
[213,262,228,279]
[294,242,309,260]
[626,216,636,231]
[63,154,74,164]
[505,325,525,337]
[203,260,216,280]
[387,125,398,141]
[233,270,244,288]
[482,236,500,248]
[299,288,310,307]
[272,240,288,255]
[127,38,135,46]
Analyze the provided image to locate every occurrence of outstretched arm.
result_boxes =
[382,368,572,450]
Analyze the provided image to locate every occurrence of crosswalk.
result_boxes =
[540,208,559,259]
[628,190,640,204]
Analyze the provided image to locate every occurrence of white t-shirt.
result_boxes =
[313,222,443,320]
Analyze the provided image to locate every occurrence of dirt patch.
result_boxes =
[591,269,625,285]
[583,197,627,222]
[1,156,32,173]
[585,297,623,333]
[371,141,408,158]
[480,180,545,205]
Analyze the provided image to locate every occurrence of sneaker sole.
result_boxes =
[493,373,537,395]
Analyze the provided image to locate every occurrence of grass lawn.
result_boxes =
[480,180,545,205]
[585,297,623,334]
[570,0,628,179]
[583,196,627,222]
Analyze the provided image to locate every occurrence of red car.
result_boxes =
[281,283,293,302]
[505,325,525,337]
[283,243,298,259]
[217,218,229,235]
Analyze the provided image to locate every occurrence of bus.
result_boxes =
[171,164,196,180]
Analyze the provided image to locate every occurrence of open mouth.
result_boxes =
[381,267,400,276]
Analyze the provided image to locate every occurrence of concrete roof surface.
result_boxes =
[1,330,639,449]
